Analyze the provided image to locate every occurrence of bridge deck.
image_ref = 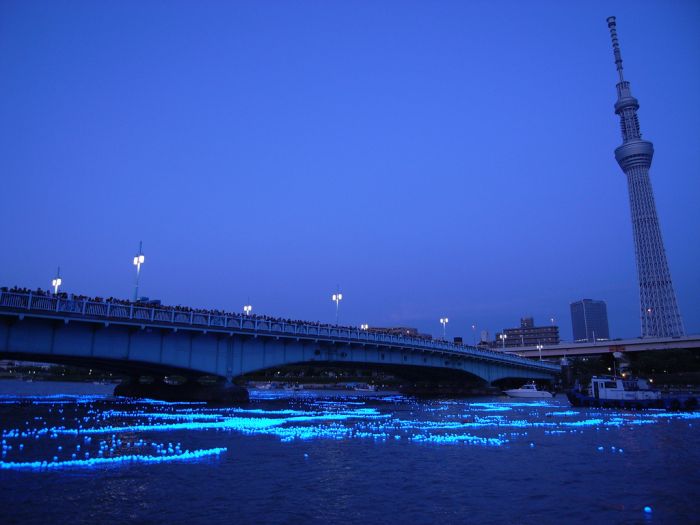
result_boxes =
[0,290,558,375]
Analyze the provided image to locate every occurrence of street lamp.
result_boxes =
[471,323,477,345]
[440,318,449,340]
[243,304,252,316]
[360,324,369,330]
[133,241,145,302]
[51,267,62,295]
[332,289,343,325]
[536,344,543,361]
[499,333,508,349]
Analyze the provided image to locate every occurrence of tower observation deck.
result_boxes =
[606,16,684,337]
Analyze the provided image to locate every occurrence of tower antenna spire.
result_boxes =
[606,16,625,82]
[605,17,684,338]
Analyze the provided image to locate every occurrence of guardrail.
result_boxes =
[0,290,559,372]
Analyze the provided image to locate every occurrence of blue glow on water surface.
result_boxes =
[1,386,697,525]
[0,447,228,470]
[1,391,699,473]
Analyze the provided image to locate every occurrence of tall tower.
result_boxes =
[606,17,684,337]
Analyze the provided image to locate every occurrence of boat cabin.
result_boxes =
[588,376,660,401]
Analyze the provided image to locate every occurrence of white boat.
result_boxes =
[503,382,553,398]
[567,376,698,410]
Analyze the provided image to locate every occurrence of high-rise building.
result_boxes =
[606,17,684,337]
[494,317,559,348]
[570,299,610,342]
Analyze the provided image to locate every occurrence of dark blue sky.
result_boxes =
[1,1,699,342]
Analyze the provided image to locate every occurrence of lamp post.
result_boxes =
[440,318,449,340]
[332,289,343,325]
[471,323,477,345]
[360,324,369,330]
[243,304,252,316]
[133,241,145,302]
[536,344,543,361]
[51,267,62,295]
[499,333,507,349]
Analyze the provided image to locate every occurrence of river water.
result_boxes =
[0,381,698,524]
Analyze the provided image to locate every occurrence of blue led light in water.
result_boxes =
[2,392,699,474]
[410,433,506,446]
[562,419,605,428]
[0,447,227,470]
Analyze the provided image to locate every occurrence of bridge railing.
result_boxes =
[0,290,559,371]
[1,292,29,309]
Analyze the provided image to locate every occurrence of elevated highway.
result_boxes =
[499,335,700,360]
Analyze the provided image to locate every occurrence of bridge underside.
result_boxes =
[241,361,491,385]
[0,315,557,398]
[0,351,205,380]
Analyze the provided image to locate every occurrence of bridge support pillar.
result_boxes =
[114,377,249,403]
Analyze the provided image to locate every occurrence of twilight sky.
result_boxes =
[1,1,699,342]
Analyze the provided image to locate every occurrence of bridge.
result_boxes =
[0,289,559,400]
[498,335,700,360]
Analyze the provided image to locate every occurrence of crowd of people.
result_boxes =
[0,287,527,360]
[1,286,399,337]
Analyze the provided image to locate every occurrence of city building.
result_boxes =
[480,330,490,344]
[494,317,559,348]
[570,299,610,342]
[606,17,684,337]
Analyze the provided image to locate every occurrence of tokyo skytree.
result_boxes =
[606,17,684,337]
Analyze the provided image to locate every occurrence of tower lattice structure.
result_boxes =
[606,17,684,337]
